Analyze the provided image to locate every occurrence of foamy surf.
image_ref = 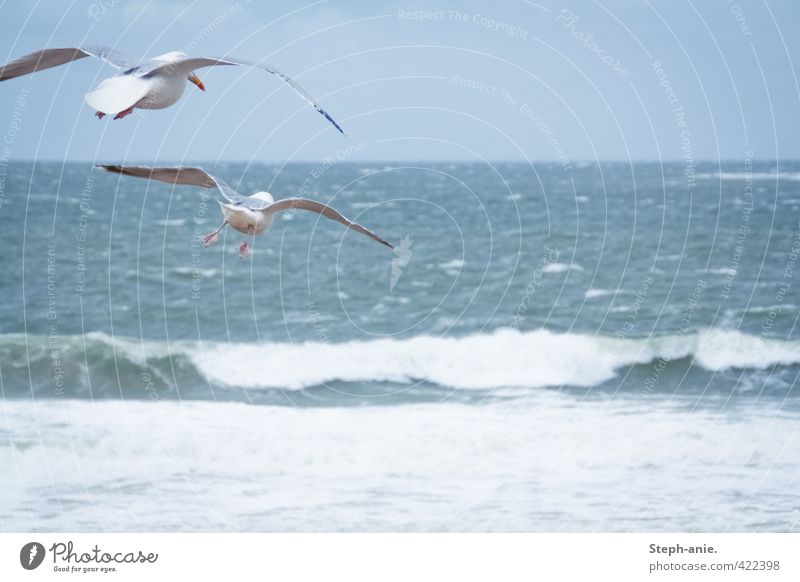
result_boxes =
[3,328,800,396]
[542,262,583,273]
[3,396,798,531]
[698,172,800,181]
[189,329,800,389]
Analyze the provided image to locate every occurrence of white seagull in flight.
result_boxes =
[0,46,344,133]
[98,165,393,258]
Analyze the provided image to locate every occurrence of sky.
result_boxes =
[0,0,798,162]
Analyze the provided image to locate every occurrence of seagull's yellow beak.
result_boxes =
[188,73,205,92]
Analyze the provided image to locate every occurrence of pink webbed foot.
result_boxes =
[95,111,106,119]
[201,231,219,247]
[238,242,249,259]
[113,107,134,120]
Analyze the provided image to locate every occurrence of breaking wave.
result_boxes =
[2,328,800,399]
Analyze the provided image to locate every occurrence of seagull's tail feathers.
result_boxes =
[84,75,151,114]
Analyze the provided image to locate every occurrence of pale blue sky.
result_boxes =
[0,0,797,162]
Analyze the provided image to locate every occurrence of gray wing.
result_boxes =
[266,198,393,249]
[97,165,246,204]
[0,46,136,81]
[141,56,344,135]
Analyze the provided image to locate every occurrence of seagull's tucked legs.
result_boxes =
[239,225,256,259]
[202,221,226,247]
[94,111,105,119]
[113,106,134,120]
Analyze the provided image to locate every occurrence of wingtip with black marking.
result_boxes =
[319,107,345,136]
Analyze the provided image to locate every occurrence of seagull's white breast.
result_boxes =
[135,74,186,110]
[218,199,274,236]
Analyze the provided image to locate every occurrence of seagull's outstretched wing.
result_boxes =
[266,198,393,249]
[141,56,344,135]
[97,164,247,204]
[0,46,136,82]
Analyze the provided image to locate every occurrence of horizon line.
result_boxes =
[4,157,795,165]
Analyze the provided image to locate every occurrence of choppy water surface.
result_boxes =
[1,161,799,531]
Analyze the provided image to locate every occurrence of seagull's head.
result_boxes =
[151,52,205,90]
[188,72,205,92]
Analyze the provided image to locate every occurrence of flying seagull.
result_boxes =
[98,165,392,258]
[0,46,344,133]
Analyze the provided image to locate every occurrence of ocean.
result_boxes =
[1,160,799,531]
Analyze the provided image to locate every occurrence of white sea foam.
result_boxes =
[156,218,187,227]
[5,328,800,396]
[740,305,798,315]
[144,328,800,391]
[3,396,798,531]
[543,262,583,274]
[173,266,220,277]
[698,172,800,181]
[585,288,616,299]
[439,259,465,273]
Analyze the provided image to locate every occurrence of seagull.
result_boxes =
[97,165,392,258]
[0,46,344,133]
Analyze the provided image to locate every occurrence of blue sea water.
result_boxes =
[1,160,799,531]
